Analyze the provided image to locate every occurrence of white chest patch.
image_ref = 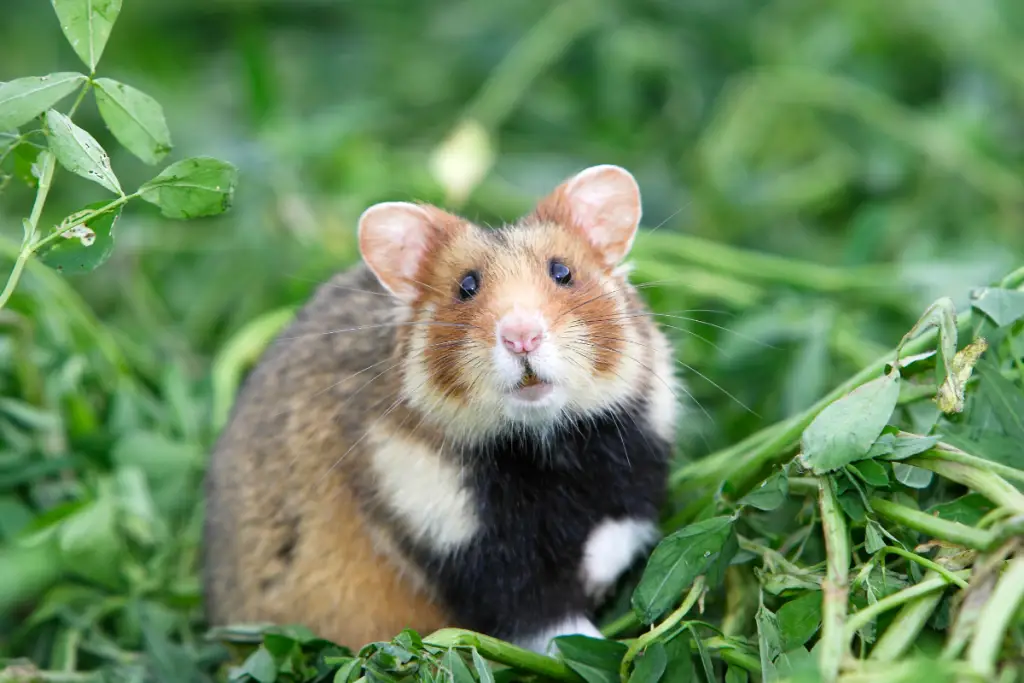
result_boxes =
[367,427,480,552]
[580,518,660,598]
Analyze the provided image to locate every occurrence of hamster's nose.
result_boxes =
[498,312,545,355]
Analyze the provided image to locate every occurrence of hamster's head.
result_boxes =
[358,165,663,441]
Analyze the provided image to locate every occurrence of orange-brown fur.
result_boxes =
[203,171,678,648]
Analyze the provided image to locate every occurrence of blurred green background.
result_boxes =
[1,0,1023,679]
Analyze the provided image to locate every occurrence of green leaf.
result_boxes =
[138,156,238,219]
[687,624,714,683]
[799,368,900,474]
[850,460,888,487]
[470,648,495,683]
[93,78,172,165]
[879,434,942,461]
[941,424,1024,469]
[974,361,1024,440]
[0,73,86,130]
[628,642,666,683]
[926,493,994,526]
[57,490,123,590]
[726,666,749,683]
[39,202,121,274]
[332,658,361,683]
[240,646,277,683]
[441,648,475,683]
[44,109,122,194]
[776,592,822,651]
[661,632,695,683]
[553,636,627,683]
[971,287,1024,327]
[865,522,886,554]
[632,516,738,624]
[756,600,783,682]
[739,469,789,511]
[892,463,934,489]
[51,0,123,72]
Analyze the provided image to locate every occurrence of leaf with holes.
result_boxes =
[45,109,122,194]
[0,73,86,130]
[138,157,238,219]
[51,0,123,72]
[39,202,121,274]
[94,78,172,165]
[800,368,901,474]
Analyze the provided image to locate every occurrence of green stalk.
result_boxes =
[0,151,55,311]
[906,455,1024,514]
[876,546,969,589]
[424,629,578,681]
[911,445,1024,495]
[818,479,850,683]
[966,554,1024,679]
[845,570,971,636]
[869,497,995,550]
[619,576,705,682]
[867,569,946,661]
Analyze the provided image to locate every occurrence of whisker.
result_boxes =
[283,274,395,298]
[279,320,476,340]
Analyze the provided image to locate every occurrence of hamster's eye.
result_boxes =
[458,271,480,301]
[549,260,572,287]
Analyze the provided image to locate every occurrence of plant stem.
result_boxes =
[845,570,971,636]
[619,576,705,682]
[906,455,1024,514]
[423,629,578,681]
[67,79,92,117]
[0,151,56,312]
[875,546,969,589]
[912,443,1024,493]
[818,479,851,683]
[867,569,947,661]
[966,554,1024,679]
[869,498,995,550]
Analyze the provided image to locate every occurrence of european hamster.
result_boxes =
[202,165,680,653]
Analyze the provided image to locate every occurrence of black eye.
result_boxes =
[549,260,572,286]
[458,271,480,300]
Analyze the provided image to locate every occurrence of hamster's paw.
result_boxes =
[516,615,604,655]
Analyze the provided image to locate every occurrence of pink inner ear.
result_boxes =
[548,165,642,266]
[358,202,436,302]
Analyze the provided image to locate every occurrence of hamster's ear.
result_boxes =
[535,164,642,266]
[358,202,444,303]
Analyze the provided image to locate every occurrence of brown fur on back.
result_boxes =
[202,265,448,646]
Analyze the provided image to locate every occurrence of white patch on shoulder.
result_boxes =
[367,427,480,551]
[646,325,681,442]
[581,518,660,598]
[516,614,604,654]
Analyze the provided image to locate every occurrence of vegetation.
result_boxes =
[2,0,1023,682]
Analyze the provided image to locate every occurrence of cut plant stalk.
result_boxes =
[818,478,850,683]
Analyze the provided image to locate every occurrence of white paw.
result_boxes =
[580,518,659,598]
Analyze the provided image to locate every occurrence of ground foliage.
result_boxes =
[1,0,1024,682]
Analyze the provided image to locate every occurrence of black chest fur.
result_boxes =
[412,403,671,640]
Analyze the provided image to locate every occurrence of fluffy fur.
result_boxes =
[202,165,682,652]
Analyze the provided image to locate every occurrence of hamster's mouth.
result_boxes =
[510,366,554,402]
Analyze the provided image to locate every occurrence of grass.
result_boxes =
[2,0,1024,681]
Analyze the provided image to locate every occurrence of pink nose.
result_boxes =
[499,313,544,355]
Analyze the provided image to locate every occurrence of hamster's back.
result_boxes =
[202,263,448,645]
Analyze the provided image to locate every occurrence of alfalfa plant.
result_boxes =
[0,0,238,310]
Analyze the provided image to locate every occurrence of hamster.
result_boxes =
[201,164,680,654]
